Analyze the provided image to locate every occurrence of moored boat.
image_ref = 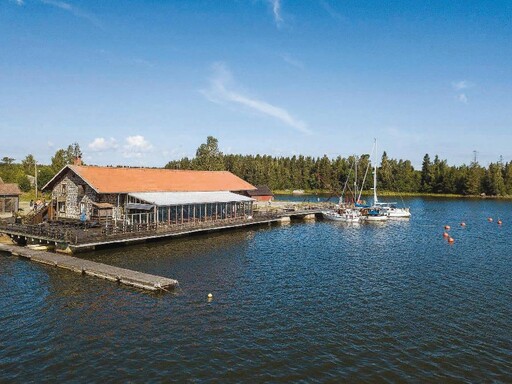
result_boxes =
[361,207,389,222]
[370,139,411,219]
[322,208,361,222]
[374,202,411,218]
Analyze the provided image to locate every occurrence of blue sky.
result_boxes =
[1,0,511,168]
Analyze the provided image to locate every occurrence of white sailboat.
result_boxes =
[322,206,361,222]
[371,139,411,219]
[362,146,388,222]
[322,157,362,223]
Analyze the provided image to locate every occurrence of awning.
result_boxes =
[128,191,254,207]
[126,203,155,211]
[91,202,114,209]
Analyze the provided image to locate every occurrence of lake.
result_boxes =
[1,197,511,382]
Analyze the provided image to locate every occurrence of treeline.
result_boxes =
[2,137,512,197]
[165,137,512,196]
[0,143,82,192]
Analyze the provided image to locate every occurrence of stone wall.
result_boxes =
[51,170,96,219]
[50,170,126,220]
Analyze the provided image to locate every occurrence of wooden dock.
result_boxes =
[0,209,324,253]
[0,243,178,292]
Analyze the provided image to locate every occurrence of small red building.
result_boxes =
[247,185,274,202]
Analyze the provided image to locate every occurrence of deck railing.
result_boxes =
[0,207,323,246]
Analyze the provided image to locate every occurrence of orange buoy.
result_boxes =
[448,237,455,243]
[444,225,451,230]
[443,232,449,238]
[460,222,466,227]
[488,217,493,222]
[497,220,502,225]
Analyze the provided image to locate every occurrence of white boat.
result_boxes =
[322,208,361,222]
[370,139,411,219]
[361,207,388,222]
[374,201,411,218]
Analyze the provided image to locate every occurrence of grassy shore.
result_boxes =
[273,189,512,199]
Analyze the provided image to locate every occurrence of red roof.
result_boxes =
[46,166,256,194]
[0,183,22,195]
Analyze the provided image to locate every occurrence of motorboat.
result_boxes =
[322,207,361,222]
[373,202,411,218]
[361,207,388,222]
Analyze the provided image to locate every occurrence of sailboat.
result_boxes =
[361,144,388,222]
[371,139,411,219]
[321,157,362,223]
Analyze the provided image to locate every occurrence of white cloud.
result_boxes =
[452,80,473,103]
[88,137,118,152]
[281,53,304,69]
[123,135,153,158]
[40,0,102,28]
[201,62,310,134]
[12,0,24,5]
[269,0,283,26]
[319,0,346,21]
[458,93,468,104]
[452,80,473,90]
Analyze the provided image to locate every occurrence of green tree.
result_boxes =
[0,157,16,182]
[37,166,55,190]
[1,156,15,165]
[193,136,224,171]
[50,142,83,173]
[464,161,484,195]
[484,162,506,196]
[420,154,434,192]
[66,142,83,161]
[379,151,392,191]
[21,154,36,175]
[18,175,32,192]
[51,149,68,173]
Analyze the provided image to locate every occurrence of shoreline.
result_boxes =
[273,190,512,199]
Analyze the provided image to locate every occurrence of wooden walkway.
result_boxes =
[0,243,178,292]
[0,209,323,253]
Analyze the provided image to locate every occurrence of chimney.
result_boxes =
[74,156,82,166]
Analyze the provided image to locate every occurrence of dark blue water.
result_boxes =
[1,198,511,382]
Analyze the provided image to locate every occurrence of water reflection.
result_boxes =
[1,197,511,382]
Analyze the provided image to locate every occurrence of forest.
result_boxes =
[164,137,512,196]
[2,138,512,197]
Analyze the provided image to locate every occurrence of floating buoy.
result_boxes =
[497,220,502,225]
[488,217,493,222]
[448,237,455,243]
[460,222,466,227]
[443,232,449,238]
[444,225,451,230]
[207,293,213,299]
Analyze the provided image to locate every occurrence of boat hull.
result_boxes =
[322,210,361,223]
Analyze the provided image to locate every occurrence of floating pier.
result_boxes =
[0,243,178,292]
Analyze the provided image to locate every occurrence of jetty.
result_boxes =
[0,243,178,292]
[0,204,325,254]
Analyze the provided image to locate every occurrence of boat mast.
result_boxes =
[354,155,358,204]
[373,138,378,204]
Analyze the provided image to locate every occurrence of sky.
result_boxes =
[1,0,511,168]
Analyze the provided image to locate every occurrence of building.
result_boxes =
[247,185,274,202]
[0,182,22,216]
[42,165,256,225]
